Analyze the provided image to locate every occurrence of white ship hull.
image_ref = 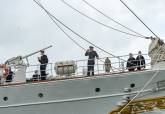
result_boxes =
[0,69,165,114]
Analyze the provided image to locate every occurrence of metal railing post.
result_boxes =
[118,56,121,72]
[97,59,99,75]
[76,60,78,76]
[51,63,53,76]
[121,61,125,72]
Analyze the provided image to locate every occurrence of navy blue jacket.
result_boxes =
[85,51,99,65]
[39,55,48,65]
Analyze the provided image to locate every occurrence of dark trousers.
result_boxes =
[87,65,94,76]
[6,75,12,82]
[128,68,135,71]
[137,67,141,70]
[40,65,47,80]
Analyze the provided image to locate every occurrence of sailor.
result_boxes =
[38,50,48,80]
[136,51,145,70]
[85,46,99,76]
[6,67,14,82]
[126,53,136,71]
[104,57,112,73]
[32,70,40,81]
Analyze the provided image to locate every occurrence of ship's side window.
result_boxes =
[130,83,135,88]
[3,97,8,101]
[38,93,44,98]
[95,88,101,92]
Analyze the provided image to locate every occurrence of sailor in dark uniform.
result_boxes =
[6,67,14,82]
[85,46,99,76]
[32,70,40,81]
[126,53,136,71]
[38,50,48,80]
[136,51,145,70]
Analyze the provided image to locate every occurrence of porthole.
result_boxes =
[3,97,8,101]
[38,93,44,98]
[95,88,101,92]
[130,83,135,88]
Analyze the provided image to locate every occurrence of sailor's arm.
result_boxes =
[85,50,89,56]
[95,51,99,59]
[126,58,131,68]
[38,57,41,63]
[142,56,146,65]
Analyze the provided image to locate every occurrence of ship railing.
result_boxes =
[1,53,164,84]
[23,54,153,82]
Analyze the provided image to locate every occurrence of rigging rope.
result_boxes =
[119,70,159,113]
[34,0,127,70]
[33,0,129,63]
[119,0,159,38]
[60,0,146,39]
[34,0,86,52]
[81,0,146,38]
[33,1,162,113]
[118,39,162,112]
[34,0,112,65]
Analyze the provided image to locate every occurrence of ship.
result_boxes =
[0,40,165,114]
[0,0,165,114]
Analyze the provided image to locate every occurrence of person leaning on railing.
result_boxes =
[6,67,14,82]
[32,70,40,81]
[85,46,99,76]
[126,53,136,71]
[136,51,146,70]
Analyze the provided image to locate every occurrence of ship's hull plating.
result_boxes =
[0,69,165,114]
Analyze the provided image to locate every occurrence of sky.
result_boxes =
[0,0,165,67]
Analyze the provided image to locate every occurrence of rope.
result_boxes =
[34,0,86,52]
[119,0,159,38]
[119,70,159,113]
[119,38,163,112]
[33,0,130,63]
[34,1,162,113]
[60,0,146,39]
[34,0,108,65]
[82,0,146,38]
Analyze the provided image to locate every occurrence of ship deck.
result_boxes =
[0,68,150,87]
[1,54,152,86]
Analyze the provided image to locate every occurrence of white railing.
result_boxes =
[25,54,152,82]
[3,53,165,85]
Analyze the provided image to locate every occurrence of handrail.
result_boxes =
[1,54,153,84]
[26,54,151,78]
